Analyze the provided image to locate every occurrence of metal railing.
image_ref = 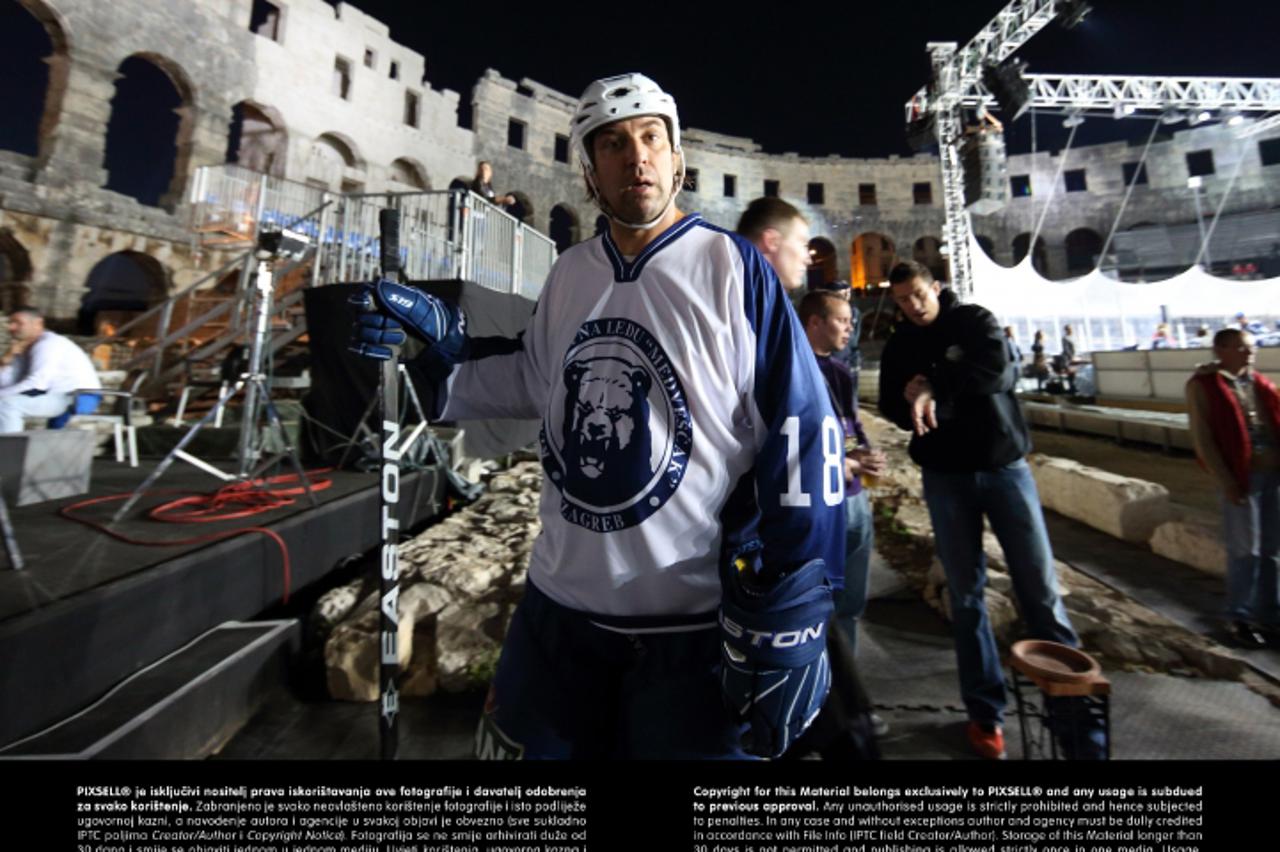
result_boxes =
[95,167,559,392]
[190,165,556,298]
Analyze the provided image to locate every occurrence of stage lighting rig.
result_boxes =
[982,58,1032,121]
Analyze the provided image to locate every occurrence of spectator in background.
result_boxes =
[0,306,101,433]
[740,206,883,758]
[471,161,520,215]
[1235,312,1267,336]
[1191,325,1213,348]
[1186,329,1280,650]
[1004,326,1023,369]
[735,197,812,294]
[1151,323,1174,350]
[1060,324,1077,362]
[1030,330,1050,389]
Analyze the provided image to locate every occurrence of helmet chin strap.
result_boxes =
[588,158,685,232]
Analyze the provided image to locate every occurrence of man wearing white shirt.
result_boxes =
[0,306,101,432]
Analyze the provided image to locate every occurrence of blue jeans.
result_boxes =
[833,489,874,655]
[1221,467,1280,626]
[922,459,1079,726]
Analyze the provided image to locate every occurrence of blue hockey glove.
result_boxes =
[719,553,833,758]
[347,280,469,364]
[349,310,405,360]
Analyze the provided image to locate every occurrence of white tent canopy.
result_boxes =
[968,234,1279,352]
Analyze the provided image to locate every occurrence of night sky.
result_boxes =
[2,0,1278,200]
[341,0,1280,158]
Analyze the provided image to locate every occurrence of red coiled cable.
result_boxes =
[59,469,335,604]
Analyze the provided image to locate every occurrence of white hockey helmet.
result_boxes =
[570,73,682,174]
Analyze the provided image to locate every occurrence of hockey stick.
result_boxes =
[376,207,402,760]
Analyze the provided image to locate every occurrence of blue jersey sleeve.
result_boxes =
[732,236,846,587]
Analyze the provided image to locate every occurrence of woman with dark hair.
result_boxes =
[470,161,516,208]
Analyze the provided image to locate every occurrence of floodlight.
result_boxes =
[981,58,1032,122]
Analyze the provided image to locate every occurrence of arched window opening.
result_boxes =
[975,235,996,261]
[0,1,59,157]
[1065,228,1104,276]
[0,228,33,314]
[1012,233,1049,276]
[103,55,187,207]
[506,191,533,224]
[850,233,896,291]
[305,132,362,190]
[549,204,579,253]
[806,237,838,289]
[226,101,287,177]
[78,251,168,335]
[389,158,429,190]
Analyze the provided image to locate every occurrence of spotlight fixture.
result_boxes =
[1057,1,1092,29]
[906,113,939,153]
[1159,109,1184,125]
[981,58,1032,122]
[1191,110,1213,126]
[1224,112,1245,126]
[1062,111,1085,128]
[1113,103,1137,119]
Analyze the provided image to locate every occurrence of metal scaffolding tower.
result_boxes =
[906,1,1280,298]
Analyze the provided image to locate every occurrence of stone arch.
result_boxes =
[1012,233,1048,275]
[2,1,69,160]
[1065,227,1104,275]
[549,204,580,253]
[226,100,288,177]
[304,131,364,190]
[506,191,533,224]
[0,228,34,313]
[912,235,948,282]
[807,236,838,289]
[974,234,997,262]
[850,232,896,291]
[102,54,194,207]
[78,251,170,335]
[388,157,430,191]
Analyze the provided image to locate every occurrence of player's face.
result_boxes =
[813,301,852,355]
[8,312,41,343]
[591,117,676,225]
[771,218,812,291]
[891,276,942,326]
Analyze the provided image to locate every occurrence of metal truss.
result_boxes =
[904,0,1280,298]
[959,74,1280,114]
[906,0,1065,120]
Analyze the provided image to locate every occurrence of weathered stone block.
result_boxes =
[1150,512,1225,578]
[1029,454,1173,543]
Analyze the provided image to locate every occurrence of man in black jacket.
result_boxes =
[879,261,1101,760]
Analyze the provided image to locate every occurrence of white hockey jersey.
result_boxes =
[433,214,844,623]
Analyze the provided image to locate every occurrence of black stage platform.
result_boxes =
[0,458,445,747]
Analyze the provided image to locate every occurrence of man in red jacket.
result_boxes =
[1186,329,1280,649]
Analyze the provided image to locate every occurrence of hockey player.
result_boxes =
[352,73,844,759]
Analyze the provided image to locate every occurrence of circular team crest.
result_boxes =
[541,317,693,532]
